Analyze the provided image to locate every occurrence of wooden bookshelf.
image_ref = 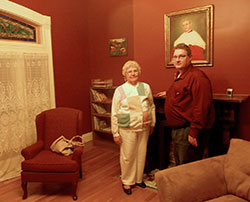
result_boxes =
[90,86,117,146]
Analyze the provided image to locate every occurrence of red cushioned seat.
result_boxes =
[22,150,79,172]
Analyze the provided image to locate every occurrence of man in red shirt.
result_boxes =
[159,43,215,165]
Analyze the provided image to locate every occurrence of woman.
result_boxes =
[111,60,156,195]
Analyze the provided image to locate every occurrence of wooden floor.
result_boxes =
[0,140,159,202]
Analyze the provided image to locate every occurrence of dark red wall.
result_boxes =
[87,0,134,86]
[133,0,250,140]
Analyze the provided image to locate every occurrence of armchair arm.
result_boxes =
[21,140,44,160]
[155,155,227,202]
[72,146,83,166]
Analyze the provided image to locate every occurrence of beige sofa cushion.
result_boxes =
[155,155,227,202]
[225,138,250,201]
[205,194,248,202]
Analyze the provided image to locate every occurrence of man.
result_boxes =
[160,43,215,165]
[171,19,206,60]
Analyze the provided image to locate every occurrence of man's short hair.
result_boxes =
[174,43,192,56]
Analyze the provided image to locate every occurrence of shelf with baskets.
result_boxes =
[90,86,116,141]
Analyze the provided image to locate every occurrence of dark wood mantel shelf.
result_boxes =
[213,93,249,103]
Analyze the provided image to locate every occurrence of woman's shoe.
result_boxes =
[122,184,132,195]
[136,182,146,188]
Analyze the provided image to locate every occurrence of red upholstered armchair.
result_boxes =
[21,107,84,200]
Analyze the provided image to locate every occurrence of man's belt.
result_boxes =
[172,123,190,130]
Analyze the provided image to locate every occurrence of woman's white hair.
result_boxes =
[122,60,141,77]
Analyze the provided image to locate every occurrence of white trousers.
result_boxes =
[119,127,149,185]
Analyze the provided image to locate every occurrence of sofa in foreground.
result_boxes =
[155,138,250,202]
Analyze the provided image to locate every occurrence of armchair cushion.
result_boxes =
[225,139,250,201]
[22,150,79,172]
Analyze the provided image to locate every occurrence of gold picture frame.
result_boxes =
[164,5,214,68]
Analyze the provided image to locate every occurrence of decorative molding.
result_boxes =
[82,132,93,143]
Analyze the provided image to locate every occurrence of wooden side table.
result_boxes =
[212,94,249,153]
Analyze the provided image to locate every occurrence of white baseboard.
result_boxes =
[82,132,93,143]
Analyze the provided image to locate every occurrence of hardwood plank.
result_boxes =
[0,141,159,202]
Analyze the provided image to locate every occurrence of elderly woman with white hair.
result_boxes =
[111,60,156,195]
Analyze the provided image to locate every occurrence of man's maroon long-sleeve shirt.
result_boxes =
[164,64,215,138]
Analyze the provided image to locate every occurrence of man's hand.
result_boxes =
[114,136,122,145]
[154,91,166,97]
[188,135,198,147]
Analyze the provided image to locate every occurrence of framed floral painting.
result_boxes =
[109,38,127,56]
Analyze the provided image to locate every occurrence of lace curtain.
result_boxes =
[0,52,53,181]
